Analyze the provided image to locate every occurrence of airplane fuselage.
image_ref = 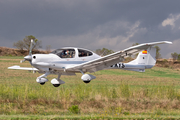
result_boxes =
[31,47,101,72]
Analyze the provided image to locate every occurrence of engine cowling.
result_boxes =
[81,74,96,83]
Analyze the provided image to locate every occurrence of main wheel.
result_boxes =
[84,81,90,83]
[40,82,45,85]
[53,84,60,87]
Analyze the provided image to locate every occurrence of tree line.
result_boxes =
[13,35,42,52]
[13,35,51,53]
[13,36,161,58]
[14,36,177,60]
[171,52,180,61]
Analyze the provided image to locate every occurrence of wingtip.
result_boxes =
[8,65,20,69]
[165,41,172,44]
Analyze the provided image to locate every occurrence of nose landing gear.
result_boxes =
[36,72,50,85]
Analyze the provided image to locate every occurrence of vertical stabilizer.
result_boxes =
[146,47,156,66]
[128,47,156,67]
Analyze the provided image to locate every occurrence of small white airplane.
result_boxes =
[8,40,172,87]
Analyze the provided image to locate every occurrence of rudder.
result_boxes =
[128,47,156,68]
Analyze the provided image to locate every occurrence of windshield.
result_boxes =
[51,49,75,58]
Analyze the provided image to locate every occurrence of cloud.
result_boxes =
[162,14,180,29]
[159,13,180,58]
[161,38,180,58]
[1,1,180,58]
[40,20,145,52]
[168,39,180,52]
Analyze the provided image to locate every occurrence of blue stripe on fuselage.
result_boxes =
[52,61,88,64]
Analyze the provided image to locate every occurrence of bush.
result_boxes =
[123,111,130,115]
[68,105,80,114]
[112,88,118,98]
[163,59,168,62]
[167,86,176,100]
[120,83,130,98]
[164,64,169,68]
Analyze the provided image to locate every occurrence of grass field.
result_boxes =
[1,56,180,119]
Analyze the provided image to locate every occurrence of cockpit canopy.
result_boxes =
[78,49,93,57]
[51,48,93,58]
[51,49,75,58]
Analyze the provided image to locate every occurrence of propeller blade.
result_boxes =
[21,39,34,63]
[20,59,25,63]
[29,39,34,56]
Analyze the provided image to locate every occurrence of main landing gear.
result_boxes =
[51,74,65,87]
[40,82,45,85]
[36,72,65,87]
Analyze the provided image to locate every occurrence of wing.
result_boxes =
[8,65,39,71]
[65,41,172,73]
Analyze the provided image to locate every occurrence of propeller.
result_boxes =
[20,39,34,63]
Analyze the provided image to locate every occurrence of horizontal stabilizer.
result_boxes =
[123,68,145,72]
[8,65,38,71]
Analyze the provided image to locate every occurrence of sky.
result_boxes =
[0,0,180,58]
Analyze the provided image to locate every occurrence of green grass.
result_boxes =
[97,67,180,79]
[0,56,24,59]
[1,114,180,119]
[1,56,180,119]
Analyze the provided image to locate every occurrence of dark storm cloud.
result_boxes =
[0,0,180,58]
[0,0,123,39]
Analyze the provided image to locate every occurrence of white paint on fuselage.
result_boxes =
[31,48,101,71]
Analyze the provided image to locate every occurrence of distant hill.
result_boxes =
[156,59,180,70]
[0,47,48,56]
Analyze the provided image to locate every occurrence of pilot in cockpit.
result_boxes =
[65,50,71,58]
[59,50,66,58]
[60,49,74,58]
